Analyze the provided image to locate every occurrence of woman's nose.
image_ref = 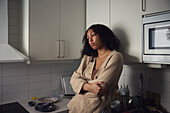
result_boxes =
[89,37,93,42]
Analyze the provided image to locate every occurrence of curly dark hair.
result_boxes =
[81,24,120,58]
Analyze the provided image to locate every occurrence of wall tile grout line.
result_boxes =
[0,64,2,103]
[50,62,52,96]
[28,64,30,100]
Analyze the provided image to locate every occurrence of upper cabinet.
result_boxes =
[28,0,60,60]
[111,0,142,63]
[86,0,110,29]
[20,0,85,61]
[60,0,85,59]
[141,0,170,15]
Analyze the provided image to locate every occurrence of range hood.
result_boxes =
[0,0,29,63]
[0,44,29,63]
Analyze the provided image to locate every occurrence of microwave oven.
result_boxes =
[143,12,170,64]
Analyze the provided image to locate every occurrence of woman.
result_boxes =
[67,24,123,113]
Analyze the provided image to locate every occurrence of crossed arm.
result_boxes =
[70,54,123,96]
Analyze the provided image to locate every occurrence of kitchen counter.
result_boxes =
[1,98,70,113]
[19,98,70,113]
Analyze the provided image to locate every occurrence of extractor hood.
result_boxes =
[0,0,29,63]
[0,44,29,63]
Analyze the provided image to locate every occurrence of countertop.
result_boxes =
[19,98,70,113]
[1,98,70,113]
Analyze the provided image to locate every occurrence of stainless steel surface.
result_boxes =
[143,54,170,64]
[143,12,170,64]
[143,11,170,23]
[144,21,170,55]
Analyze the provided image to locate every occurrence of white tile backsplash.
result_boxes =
[29,66,50,75]
[0,60,170,112]
[8,26,19,35]
[2,92,28,103]
[51,79,62,91]
[8,36,19,43]
[146,79,170,93]
[29,73,50,83]
[8,0,19,9]
[29,81,50,91]
[29,89,51,99]
[29,61,51,67]
[51,72,72,80]
[2,62,28,68]
[0,86,2,102]
[118,73,125,87]
[161,92,170,103]
[3,84,28,94]
[162,101,170,112]
[0,68,2,86]
[8,17,19,26]
[3,67,28,77]
[8,9,19,17]
[0,65,2,103]
[3,76,28,85]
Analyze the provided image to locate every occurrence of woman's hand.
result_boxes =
[82,81,107,95]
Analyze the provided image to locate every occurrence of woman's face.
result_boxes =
[87,29,104,50]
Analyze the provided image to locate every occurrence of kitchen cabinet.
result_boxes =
[21,0,85,61]
[111,0,142,63]
[86,0,142,63]
[86,0,110,29]
[60,0,85,59]
[141,0,170,15]
[29,0,60,60]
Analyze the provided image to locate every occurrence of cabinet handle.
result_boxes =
[142,0,146,11]
[55,40,60,58]
[60,40,65,58]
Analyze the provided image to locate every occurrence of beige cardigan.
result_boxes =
[67,50,123,113]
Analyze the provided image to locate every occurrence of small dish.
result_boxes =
[38,96,58,103]
[35,103,56,112]
[28,101,36,107]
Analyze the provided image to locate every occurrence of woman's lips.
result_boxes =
[90,43,95,47]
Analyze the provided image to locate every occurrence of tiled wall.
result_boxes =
[0,64,2,103]
[119,65,170,112]
[145,67,170,111]
[118,65,146,96]
[0,60,170,111]
[8,0,20,49]
[0,60,80,104]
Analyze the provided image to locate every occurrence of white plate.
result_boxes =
[38,96,58,103]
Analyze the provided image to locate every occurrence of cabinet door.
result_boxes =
[29,0,60,60]
[111,0,142,63]
[60,0,85,59]
[86,0,110,28]
[141,0,170,14]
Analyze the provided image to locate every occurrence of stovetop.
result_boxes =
[0,102,29,113]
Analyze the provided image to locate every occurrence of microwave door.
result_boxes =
[144,21,170,55]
